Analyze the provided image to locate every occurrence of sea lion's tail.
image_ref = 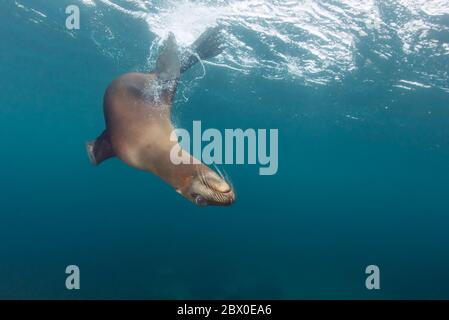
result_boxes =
[180,26,226,73]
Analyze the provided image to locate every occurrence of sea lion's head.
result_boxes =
[182,167,235,207]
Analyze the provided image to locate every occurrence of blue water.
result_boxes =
[1,0,449,299]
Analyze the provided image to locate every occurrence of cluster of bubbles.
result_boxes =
[11,0,448,90]
[80,0,448,91]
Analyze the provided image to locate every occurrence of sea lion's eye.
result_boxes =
[193,194,207,206]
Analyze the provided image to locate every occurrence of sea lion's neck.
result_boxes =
[143,142,204,194]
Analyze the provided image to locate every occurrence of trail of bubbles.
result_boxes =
[80,0,449,89]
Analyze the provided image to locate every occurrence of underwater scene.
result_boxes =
[1,0,449,299]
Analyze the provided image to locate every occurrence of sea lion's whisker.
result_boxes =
[213,163,225,180]
[203,170,213,191]
[221,167,234,191]
[198,167,210,191]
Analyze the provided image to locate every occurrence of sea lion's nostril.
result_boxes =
[229,192,236,204]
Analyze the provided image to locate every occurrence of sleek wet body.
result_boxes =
[87,29,235,206]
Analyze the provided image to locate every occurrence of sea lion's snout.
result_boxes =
[185,170,236,207]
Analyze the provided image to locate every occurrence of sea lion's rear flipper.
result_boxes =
[156,33,181,82]
[86,131,115,166]
[181,26,226,73]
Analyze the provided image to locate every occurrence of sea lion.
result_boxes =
[86,27,235,206]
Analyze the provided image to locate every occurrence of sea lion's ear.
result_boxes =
[156,33,181,81]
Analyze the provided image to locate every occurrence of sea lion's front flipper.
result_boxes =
[156,33,181,82]
[86,131,115,166]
